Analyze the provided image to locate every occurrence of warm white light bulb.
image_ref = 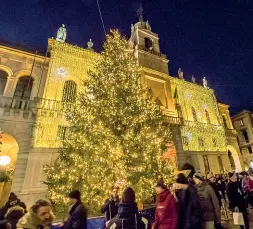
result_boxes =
[0,155,11,166]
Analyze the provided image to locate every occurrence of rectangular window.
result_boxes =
[57,126,69,140]
[217,156,223,172]
[212,138,217,147]
[203,155,210,172]
[198,137,204,147]
[248,146,253,154]
[239,120,244,126]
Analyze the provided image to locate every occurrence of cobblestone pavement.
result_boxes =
[221,209,253,228]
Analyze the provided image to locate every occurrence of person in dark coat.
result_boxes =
[101,186,120,222]
[107,187,147,229]
[64,190,87,229]
[0,193,26,220]
[4,206,25,229]
[193,172,221,229]
[226,172,249,229]
[153,179,177,229]
[175,173,203,229]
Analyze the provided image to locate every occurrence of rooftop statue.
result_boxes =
[56,24,67,43]
[191,75,196,83]
[178,68,184,79]
[203,77,208,88]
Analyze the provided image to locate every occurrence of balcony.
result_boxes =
[225,128,238,138]
[138,45,166,59]
[0,95,39,120]
[164,116,183,125]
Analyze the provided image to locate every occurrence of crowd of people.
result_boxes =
[0,168,253,229]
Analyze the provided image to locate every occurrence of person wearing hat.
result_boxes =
[226,172,249,229]
[107,187,146,229]
[62,190,87,229]
[174,173,202,229]
[152,179,177,229]
[0,193,26,221]
[193,172,220,229]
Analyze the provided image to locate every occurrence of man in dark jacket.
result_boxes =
[101,186,120,222]
[107,187,147,229]
[193,172,221,229]
[226,172,249,229]
[175,173,203,229]
[64,190,87,229]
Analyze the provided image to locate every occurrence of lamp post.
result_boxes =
[0,155,11,181]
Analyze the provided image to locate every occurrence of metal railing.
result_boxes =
[138,45,166,58]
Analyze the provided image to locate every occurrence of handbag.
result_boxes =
[233,208,245,226]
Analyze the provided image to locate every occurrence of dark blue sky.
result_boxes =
[0,0,252,114]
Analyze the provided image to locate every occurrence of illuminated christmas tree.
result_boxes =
[44,30,173,214]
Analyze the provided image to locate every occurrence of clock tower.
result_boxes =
[129,17,175,115]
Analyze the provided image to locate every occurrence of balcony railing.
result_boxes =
[225,128,237,138]
[164,116,183,125]
[138,45,166,58]
[0,96,34,110]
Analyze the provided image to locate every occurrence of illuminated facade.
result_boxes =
[232,110,253,169]
[0,20,243,206]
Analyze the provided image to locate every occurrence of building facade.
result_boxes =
[0,19,243,206]
[232,110,253,169]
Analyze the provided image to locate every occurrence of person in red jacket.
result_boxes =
[152,179,178,229]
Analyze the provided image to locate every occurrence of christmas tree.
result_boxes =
[44,30,173,214]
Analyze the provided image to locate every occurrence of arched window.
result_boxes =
[222,115,228,129]
[205,110,210,123]
[62,80,77,103]
[14,76,33,99]
[0,70,8,94]
[228,150,236,170]
[145,37,153,50]
[192,107,197,122]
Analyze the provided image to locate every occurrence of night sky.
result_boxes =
[0,0,252,114]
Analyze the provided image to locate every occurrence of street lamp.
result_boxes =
[0,156,11,166]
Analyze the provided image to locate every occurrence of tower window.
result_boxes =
[239,120,244,126]
[144,37,153,50]
[248,146,253,154]
[242,130,249,143]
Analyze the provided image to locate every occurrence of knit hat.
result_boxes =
[9,193,18,202]
[193,172,203,181]
[154,178,167,189]
[176,173,188,184]
[122,187,135,203]
[68,190,81,200]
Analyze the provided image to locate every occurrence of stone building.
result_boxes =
[0,19,243,206]
[232,110,253,169]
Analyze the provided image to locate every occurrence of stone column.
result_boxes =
[4,76,16,97]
